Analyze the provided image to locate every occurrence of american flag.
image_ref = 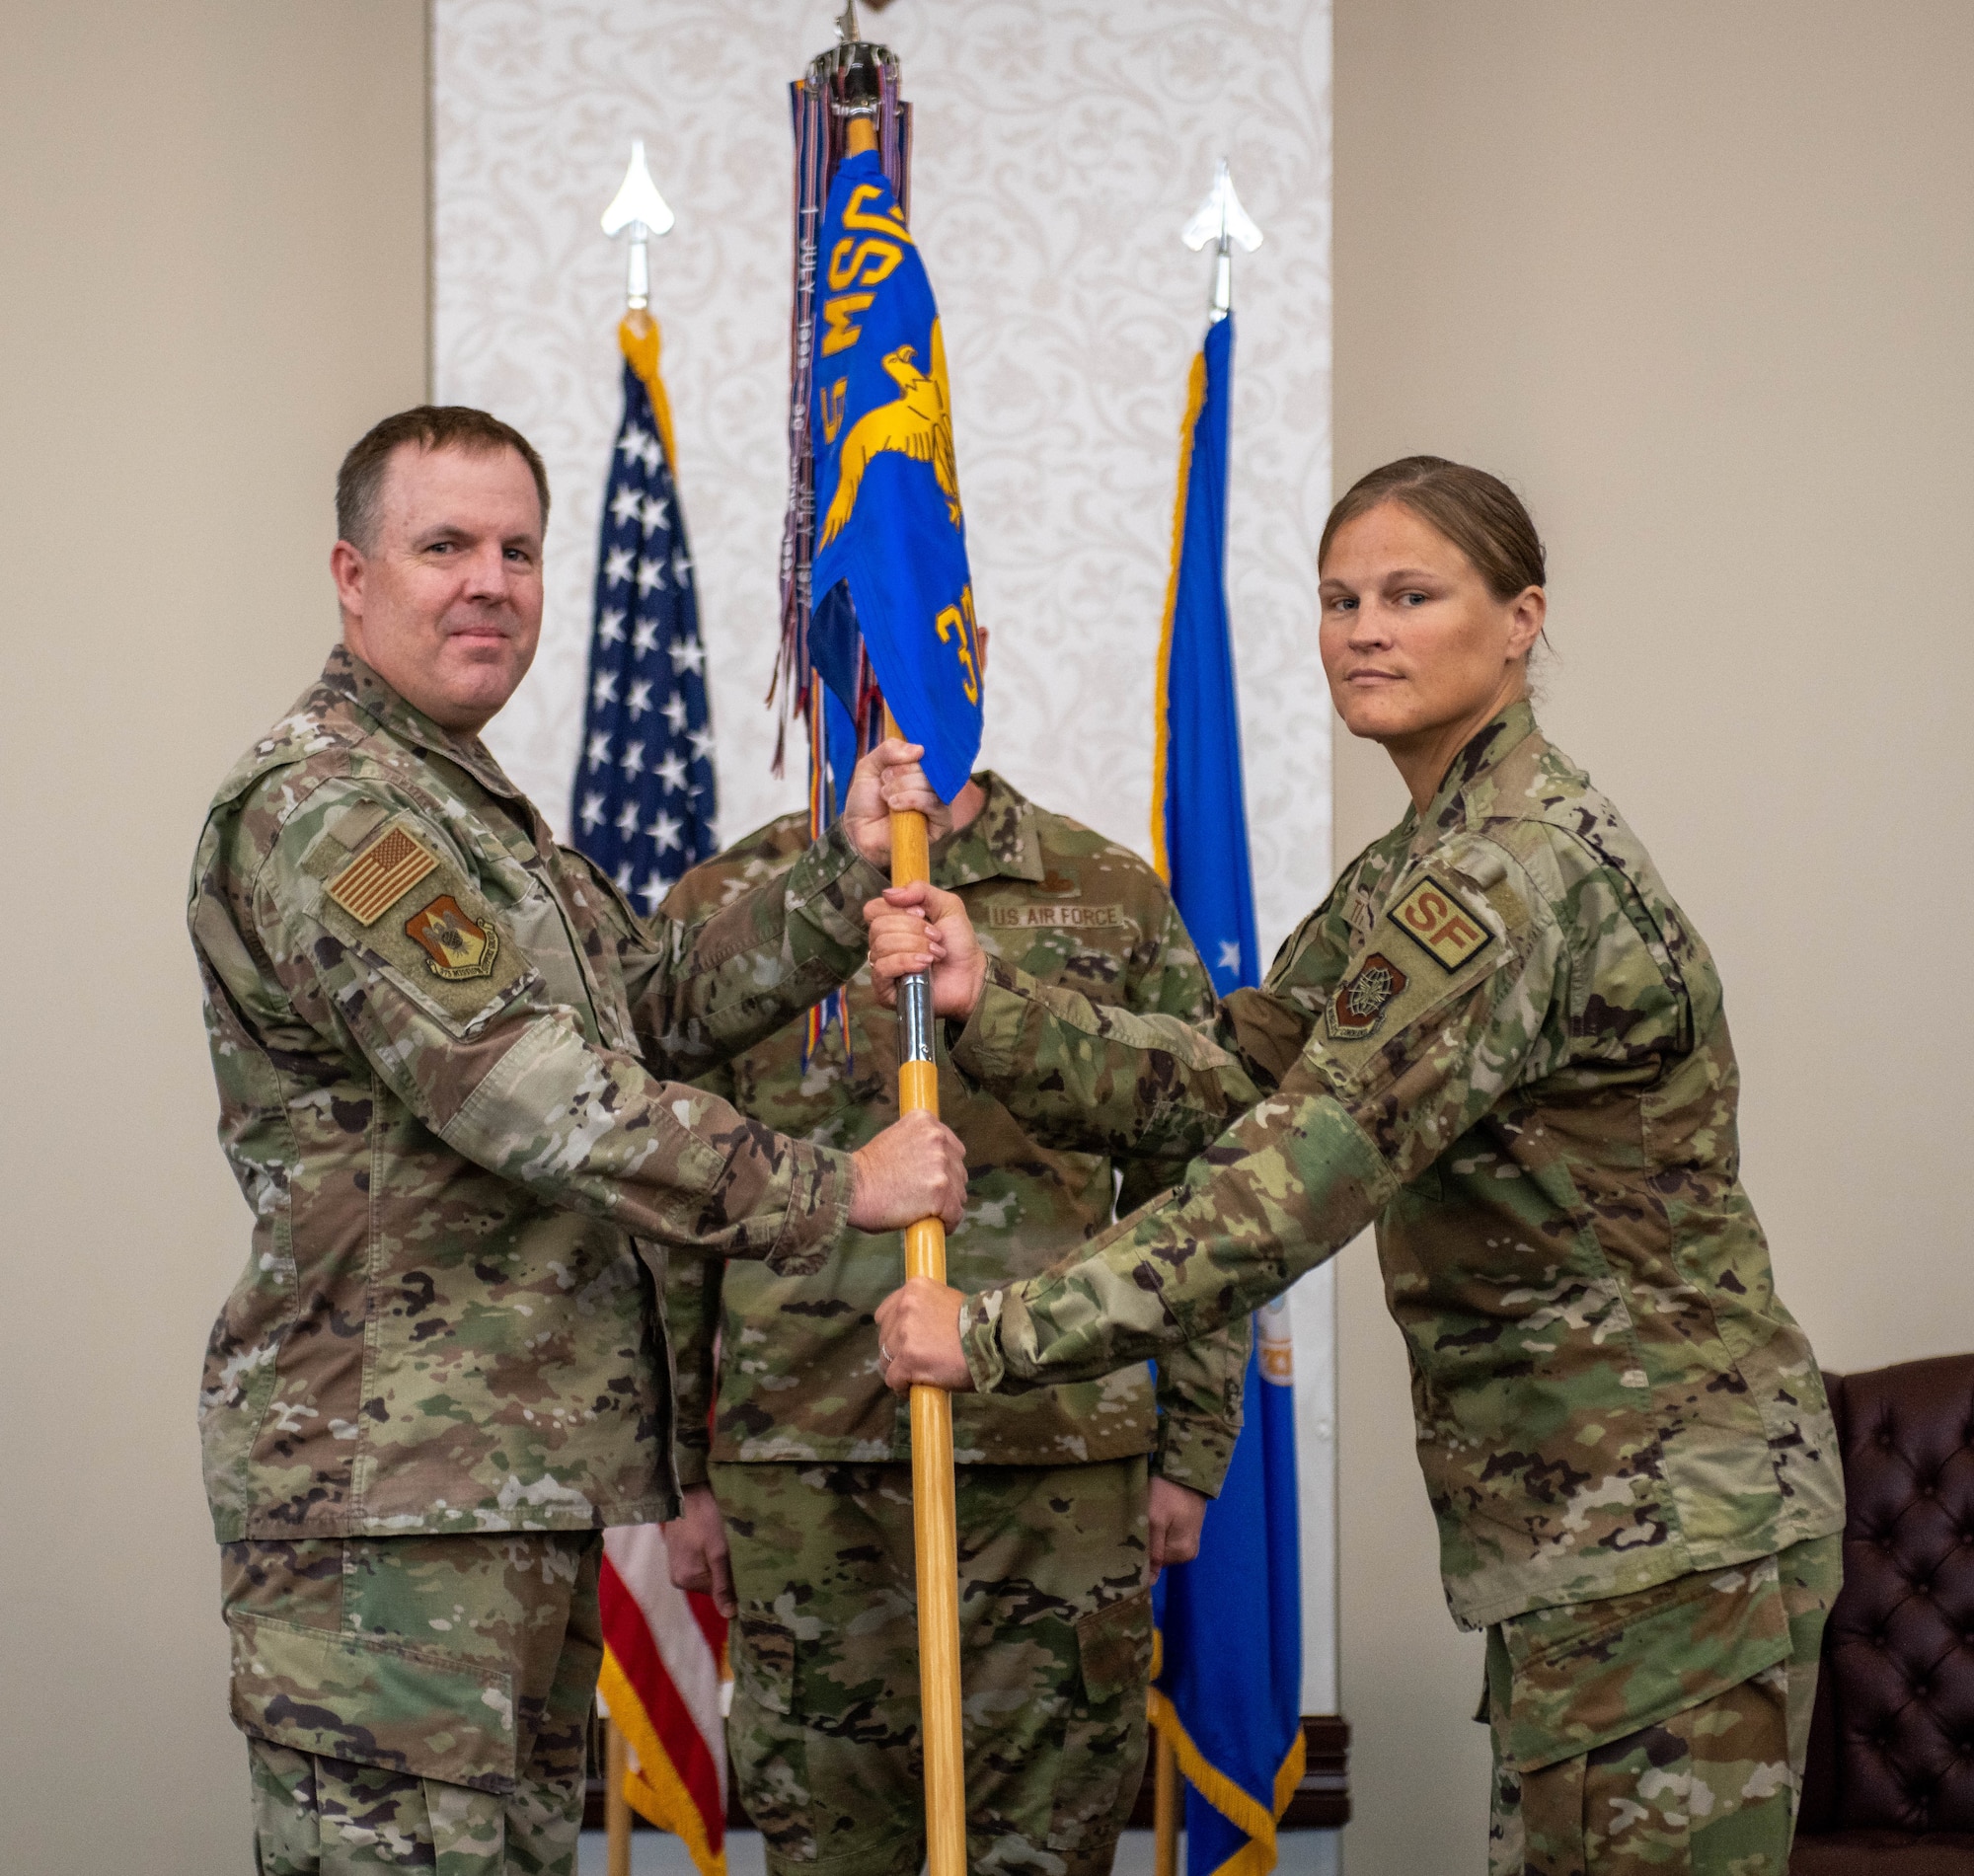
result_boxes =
[571,346,716,908]
[599,1527,731,1876]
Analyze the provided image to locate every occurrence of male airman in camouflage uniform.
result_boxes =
[190,407,963,1874]
[657,773,1249,1876]
[873,703,1847,1874]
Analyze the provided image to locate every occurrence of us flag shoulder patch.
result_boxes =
[326,825,439,927]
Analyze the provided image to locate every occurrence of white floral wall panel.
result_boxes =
[433,0,1335,1716]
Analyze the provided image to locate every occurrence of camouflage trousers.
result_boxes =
[1485,1534,1844,1875]
[712,1457,1154,1876]
[220,1533,604,1874]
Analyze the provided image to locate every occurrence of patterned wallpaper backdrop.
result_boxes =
[433,0,1336,1714]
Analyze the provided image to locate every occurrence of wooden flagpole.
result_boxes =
[880,683,967,1876]
[604,1715,633,1876]
[1153,1728,1180,1876]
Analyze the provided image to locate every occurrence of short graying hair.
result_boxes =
[336,406,550,552]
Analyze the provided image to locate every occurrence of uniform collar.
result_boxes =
[320,643,526,801]
[1417,699,1542,837]
[931,771,1049,887]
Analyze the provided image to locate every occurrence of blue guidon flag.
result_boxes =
[1150,307,1307,1875]
[807,148,982,803]
[571,317,717,911]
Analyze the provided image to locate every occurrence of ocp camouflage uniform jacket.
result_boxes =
[661,773,1248,1491]
[189,648,880,1544]
[949,705,1844,1630]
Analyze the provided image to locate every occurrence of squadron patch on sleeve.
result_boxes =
[1389,873,1496,973]
[1326,951,1408,1041]
[326,826,439,926]
[405,894,500,980]
[309,814,532,1027]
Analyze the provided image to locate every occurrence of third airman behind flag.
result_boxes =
[808,148,982,802]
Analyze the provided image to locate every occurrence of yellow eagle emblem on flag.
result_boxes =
[818,319,962,547]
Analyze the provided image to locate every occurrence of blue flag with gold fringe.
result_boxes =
[1150,309,1305,1874]
[808,148,981,802]
[1152,313,1258,993]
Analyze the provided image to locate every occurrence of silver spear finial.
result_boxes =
[600,139,676,313]
[835,1,862,45]
[1180,159,1263,323]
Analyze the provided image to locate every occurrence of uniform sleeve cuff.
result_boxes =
[787,820,890,962]
[958,1288,1010,1393]
[1153,1413,1239,1498]
[671,1445,712,1490]
[762,1146,855,1277]
[947,957,1030,1082]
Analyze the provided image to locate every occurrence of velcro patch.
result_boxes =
[1325,950,1409,1041]
[1388,873,1495,973]
[405,894,500,981]
[327,826,438,926]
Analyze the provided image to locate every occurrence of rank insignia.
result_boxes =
[1327,951,1408,1040]
[326,826,438,927]
[1390,873,1495,972]
[405,895,499,981]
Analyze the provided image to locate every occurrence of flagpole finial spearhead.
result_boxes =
[1180,159,1263,321]
[835,2,862,44]
[601,139,676,313]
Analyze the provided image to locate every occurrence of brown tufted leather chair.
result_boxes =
[1791,1353,1974,1873]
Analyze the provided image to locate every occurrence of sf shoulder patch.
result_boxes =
[1326,951,1408,1041]
[1388,872,1496,973]
[326,826,439,926]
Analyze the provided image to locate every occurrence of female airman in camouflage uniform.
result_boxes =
[871,458,1847,1876]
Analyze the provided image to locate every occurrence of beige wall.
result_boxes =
[1331,3,1974,1869]
[0,6,426,1870]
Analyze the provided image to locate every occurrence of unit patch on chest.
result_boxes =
[1388,873,1496,973]
[325,826,439,926]
[1326,951,1409,1041]
[405,894,500,980]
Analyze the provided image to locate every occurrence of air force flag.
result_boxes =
[1152,314,1258,995]
[1149,309,1306,1873]
[808,150,982,802]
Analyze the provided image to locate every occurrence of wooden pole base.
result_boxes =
[1153,1726,1180,1876]
[605,1714,632,1876]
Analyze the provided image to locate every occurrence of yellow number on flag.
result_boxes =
[936,586,981,705]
